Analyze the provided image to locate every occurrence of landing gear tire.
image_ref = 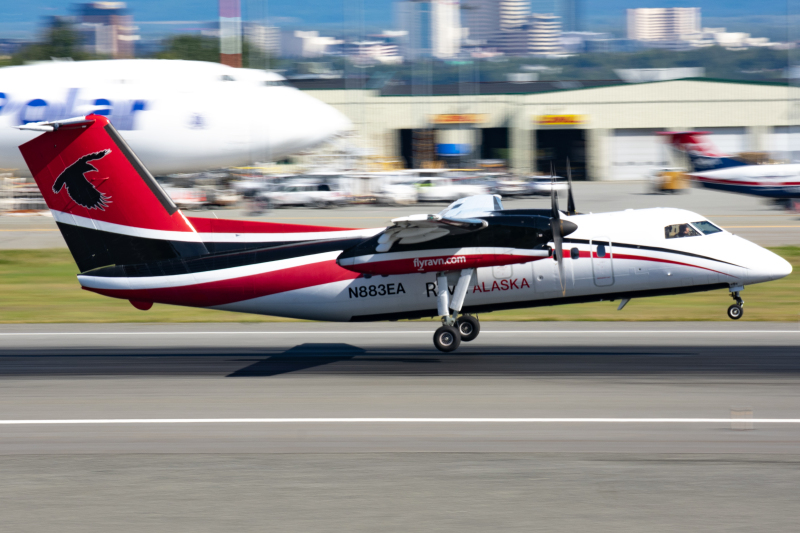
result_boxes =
[433,325,461,352]
[727,304,743,320]
[457,315,480,342]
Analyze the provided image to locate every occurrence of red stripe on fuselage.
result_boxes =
[83,260,360,307]
[570,250,735,277]
[690,175,800,187]
[342,253,546,276]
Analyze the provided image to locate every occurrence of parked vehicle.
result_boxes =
[414,177,489,202]
[493,177,529,197]
[651,168,689,194]
[256,182,350,208]
[526,176,569,196]
[163,186,208,210]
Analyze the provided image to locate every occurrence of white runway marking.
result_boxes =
[0,418,798,425]
[0,330,798,336]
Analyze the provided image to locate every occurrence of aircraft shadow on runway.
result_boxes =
[227,343,438,377]
[1,343,800,377]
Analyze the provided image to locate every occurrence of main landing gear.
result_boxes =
[727,285,744,320]
[432,268,479,352]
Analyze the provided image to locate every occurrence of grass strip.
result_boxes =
[0,247,798,323]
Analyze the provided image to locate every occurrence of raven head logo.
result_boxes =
[52,150,112,210]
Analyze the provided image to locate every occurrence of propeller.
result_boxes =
[566,158,576,216]
[549,165,566,295]
[549,162,579,296]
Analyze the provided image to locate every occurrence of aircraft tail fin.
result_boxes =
[18,114,207,272]
[659,131,748,172]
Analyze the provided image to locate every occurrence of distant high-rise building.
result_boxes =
[74,2,138,59]
[499,0,530,31]
[627,7,700,42]
[561,0,579,32]
[245,23,281,57]
[396,0,462,59]
[280,31,342,58]
[482,0,529,55]
[461,0,501,43]
[529,13,561,54]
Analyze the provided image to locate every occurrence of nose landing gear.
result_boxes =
[727,287,744,320]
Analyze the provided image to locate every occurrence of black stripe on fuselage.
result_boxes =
[85,236,367,278]
[339,215,553,260]
[57,222,209,273]
[57,222,358,273]
[349,282,731,322]
[562,238,743,268]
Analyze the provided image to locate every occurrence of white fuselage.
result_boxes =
[0,60,351,175]
[689,163,800,196]
[176,207,788,321]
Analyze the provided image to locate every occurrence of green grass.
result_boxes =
[1,248,798,323]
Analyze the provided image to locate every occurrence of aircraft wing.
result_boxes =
[376,213,488,252]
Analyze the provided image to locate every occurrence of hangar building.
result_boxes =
[295,78,800,180]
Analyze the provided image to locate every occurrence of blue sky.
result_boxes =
[0,1,793,39]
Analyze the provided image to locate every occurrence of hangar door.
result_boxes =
[611,129,669,180]
[769,126,800,160]
[699,127,748,155]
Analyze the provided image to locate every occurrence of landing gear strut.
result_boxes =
[432,269,476,352]
[728,286,744,320]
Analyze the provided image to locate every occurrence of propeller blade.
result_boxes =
[549,165,566,295]
[550,163,560,221]
[566,158,576,216]
[550,217,566,296]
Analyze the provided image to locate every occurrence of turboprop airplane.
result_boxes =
[662,131,800,200]
[1,59,350,175]
[18,116,792,352]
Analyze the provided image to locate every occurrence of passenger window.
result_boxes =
[318,184,331,192]
[691,221,722,235]
[597,244,607,258]
[570,247,580,260]
[665,224,701,239]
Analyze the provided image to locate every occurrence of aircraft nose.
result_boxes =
[300,94,352,144]
[748,247,792,283]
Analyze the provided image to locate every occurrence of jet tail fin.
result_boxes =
[659,131,748,172]
[19,114,207,272]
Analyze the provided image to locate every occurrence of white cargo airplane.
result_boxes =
[18,116,793,351]
[0,59,351,175]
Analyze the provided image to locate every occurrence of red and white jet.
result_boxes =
[19,116,792,351]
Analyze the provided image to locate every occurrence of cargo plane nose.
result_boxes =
[294,92,352,148]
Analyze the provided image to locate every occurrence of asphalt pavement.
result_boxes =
[2,322,800,532]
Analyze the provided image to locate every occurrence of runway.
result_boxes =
[2,322,800,532]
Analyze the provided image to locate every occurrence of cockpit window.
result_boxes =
[690,220,723,235]
[665,223,701,239]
